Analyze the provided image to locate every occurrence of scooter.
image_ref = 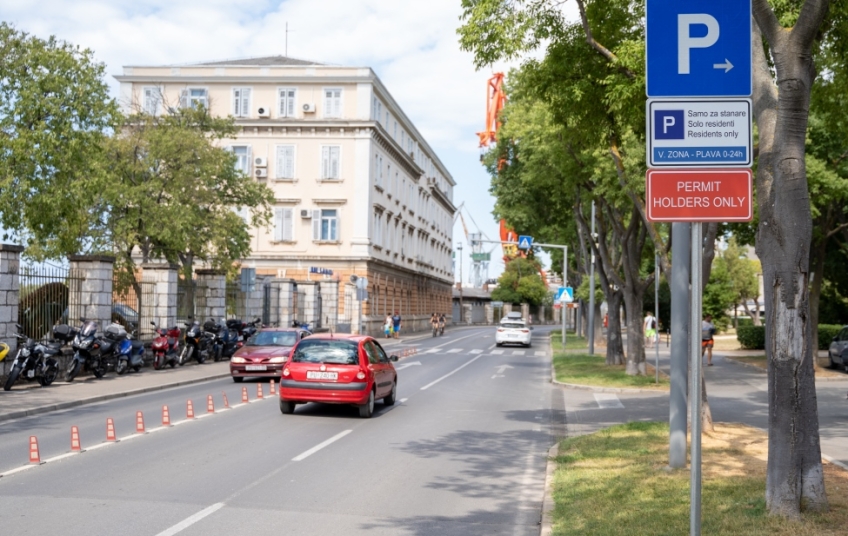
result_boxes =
[67,320,106,381]
[115,331,145,375]
[3,325,62,390]
[211,319,239,361]
[150,322,181,370]
[178,317,213,366]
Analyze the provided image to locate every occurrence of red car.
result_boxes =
[230,328,310,382]
[279,334,399,418]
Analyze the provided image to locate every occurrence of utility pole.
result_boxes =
[588,201,596,355]
[669,223,690,468]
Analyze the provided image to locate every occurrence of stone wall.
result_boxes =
[68,255,115,332]
[0,244,23,374]
[140,263,178,336]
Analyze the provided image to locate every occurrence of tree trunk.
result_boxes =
[622,286,646,375]
[752,2,829,517]
[809,234,827,368]
[593,300,604,348]
[605,290,625,365]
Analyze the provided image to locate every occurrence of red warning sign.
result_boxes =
[646,168,753,222]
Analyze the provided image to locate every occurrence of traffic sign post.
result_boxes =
[517,235,533,250]
[646,168,753,222]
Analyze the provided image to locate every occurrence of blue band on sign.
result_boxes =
[653,147,747,163]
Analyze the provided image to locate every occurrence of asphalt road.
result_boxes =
[0,326,561,536]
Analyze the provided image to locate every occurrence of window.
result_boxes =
[312,209,338,241]
[364,341,380,364]
[180,88,208,109]
[233,87,251,117]
[142,87,161,116]
[393,121,397,139]
[323,88,342,118]
[386,164,392,195]
[278,87,296,117]
[373,97,382,122]
[275,145,295,179]
[231,146,251,175]
[374,211,383,246]
[385,111,389,126]
[274,207,294,241]
[375,154,384,187]
[321,146,340,179]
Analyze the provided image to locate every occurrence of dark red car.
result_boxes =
[230,327,310,382]
[279,334,399,418]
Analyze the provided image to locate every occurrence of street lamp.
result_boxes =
[457,243,463,324]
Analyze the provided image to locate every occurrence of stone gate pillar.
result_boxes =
[195,269,226,321]
[318,279,339,331]
[68,255,115,332]
[141,263,178,337]
[0,244,24,374]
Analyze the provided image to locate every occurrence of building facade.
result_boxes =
[115,56,456,333]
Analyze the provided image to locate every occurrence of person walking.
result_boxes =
[384,313,393,339]
[702,314,716,366]
[644,311,657,349]
[438,312,446,336]
[392,311,402,339]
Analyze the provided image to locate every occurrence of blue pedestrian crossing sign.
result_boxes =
[517,235,533,250]
[646,0,752,97]
[555,287,574,304]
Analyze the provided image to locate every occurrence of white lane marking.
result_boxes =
[593,393,624,409]
[491,374,505,379]
[495,365,514,374]
[400,398,408,403]
[512,350,526,356]
[85,441,117,451]
[447,348,462,354]
[395,361,421,371]
[423,349,439,354]
[420,354,485,391]
[154,502,225,536]
[491,350,504,355]
[292,430,353,462]
[43,452,79,463]
[470,349,483,354]
[0,464,37,477]
[535,351,546,357]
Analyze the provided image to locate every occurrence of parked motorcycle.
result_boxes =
[66,320,107,381]
[178,317,216,365]
[209,319,239,362]
[150,322,181,370]
[3,325,62,390]
[115,330,145,375]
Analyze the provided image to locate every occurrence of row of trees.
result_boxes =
[0,24,274,292]
[458,0,845,520]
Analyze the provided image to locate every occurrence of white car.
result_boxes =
[496,320,532,347]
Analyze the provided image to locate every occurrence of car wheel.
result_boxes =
[232,376,243,383]
[384,381,397,406]
[116,360,127,375]
[359,390,375,418]
[828,352,838,369]
[4,364,21,391]
[280,400,296,414]
[66,359,81,382]
[495,342,502,347]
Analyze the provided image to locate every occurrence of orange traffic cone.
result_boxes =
[207,395,214,413]
[222,391,229,408]
[270,379,276,395]
[70,426,82,452]
[162,405,171,427]
[29,436,41,464]
[241,386,249,403]
[256,382,264,399]
[135,411,145,434]
[106,418,117,442]
[187,400,195,419]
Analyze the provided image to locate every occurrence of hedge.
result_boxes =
[737,324,845,350]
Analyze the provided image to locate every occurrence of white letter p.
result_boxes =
[678,14,719,74]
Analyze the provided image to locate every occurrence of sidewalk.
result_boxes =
[0,329,443,424]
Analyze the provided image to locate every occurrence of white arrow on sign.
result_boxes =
[395,361,421,371]
[713,59,734,73]
[494,365,514,374]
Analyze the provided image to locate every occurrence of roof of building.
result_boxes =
[194,55,324,67]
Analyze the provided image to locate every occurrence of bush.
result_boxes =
[737,324,843,350]
[819,324,844,350]
[734,317,754,328]
[737,325,765,349]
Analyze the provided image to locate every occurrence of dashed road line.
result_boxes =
[292,430,353,462]
[593,393,624,409]
[420,354,485,391]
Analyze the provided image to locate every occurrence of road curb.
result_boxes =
[550,362,668,393]
[0,372,232,424]
[540,442,559,536]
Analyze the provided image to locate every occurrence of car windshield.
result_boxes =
[501,323,525,329]
[248,331,298,347]
[292,340,359,365]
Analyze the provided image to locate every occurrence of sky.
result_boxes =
[2,0,578,284]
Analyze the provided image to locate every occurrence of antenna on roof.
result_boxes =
[285,22,289,57]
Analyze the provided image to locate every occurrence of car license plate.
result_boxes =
[307,371,338,381]
[245,365,267,371]
[508,333,517,338]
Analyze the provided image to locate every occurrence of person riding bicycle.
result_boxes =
[430,313,439,336]
[438,313,446,335]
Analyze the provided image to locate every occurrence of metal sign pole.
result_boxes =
[562,246,567,348]
[689,223,703,536]
[588,201,596,355]
[655,253,660,384]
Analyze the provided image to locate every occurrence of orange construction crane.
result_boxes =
[477,73,506,148]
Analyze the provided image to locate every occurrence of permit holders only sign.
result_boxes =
[646,168,752,222]
[648,99,751,166]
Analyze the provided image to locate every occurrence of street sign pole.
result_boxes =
[690,223,703,536]
[655,253,660,384]
[588,202,596,355]
[670,223,690,469]
[562,246,567,348]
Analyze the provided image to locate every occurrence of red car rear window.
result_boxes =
[292,339,359,365]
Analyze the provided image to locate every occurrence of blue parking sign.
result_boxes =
[647,0,752,97]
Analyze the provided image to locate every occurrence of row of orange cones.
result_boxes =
[28,381,277,464]
[400,348,418,357]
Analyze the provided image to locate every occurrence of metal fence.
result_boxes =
[112,272,153,337]
[17,264,80,340]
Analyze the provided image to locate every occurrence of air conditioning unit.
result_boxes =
[254,156,267,167]
[255,168,268,178]
[302,103,316,113]
[277,269,287,278]
[300,209,312,218]
[257,106,271,118]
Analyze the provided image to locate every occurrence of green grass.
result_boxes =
[552,353,669,389]
[550,331,590,351]
[552,422,847,535]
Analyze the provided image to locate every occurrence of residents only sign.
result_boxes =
[645,168,753,222]
[647,99,752,167]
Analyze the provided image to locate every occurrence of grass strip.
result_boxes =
[553,421,848,536]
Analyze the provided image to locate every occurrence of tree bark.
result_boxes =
[752,1,829,517]
[622,286,646,375]
[605,289,625,365]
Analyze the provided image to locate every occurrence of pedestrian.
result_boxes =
[392,310,402,339]
[644,311,657,348]
[603,314,608,329]
[384,313,393,339]
[702,314,716,366]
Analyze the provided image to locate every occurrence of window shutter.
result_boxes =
[321,147,330,178]
[284,147,294,179]
[330,147,339,179]
[243,88,251,117]
[312,210,321,240]
[274,208,284,241]
[282,208,293,241]
[233,88,240,115]
[179,89,188,109]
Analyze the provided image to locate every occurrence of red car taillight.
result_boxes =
[356,371,366,380]
[521,329,530,333]
[497,328,504,332]
[282,367,290,377]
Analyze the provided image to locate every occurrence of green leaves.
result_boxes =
[491,256,549,305]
